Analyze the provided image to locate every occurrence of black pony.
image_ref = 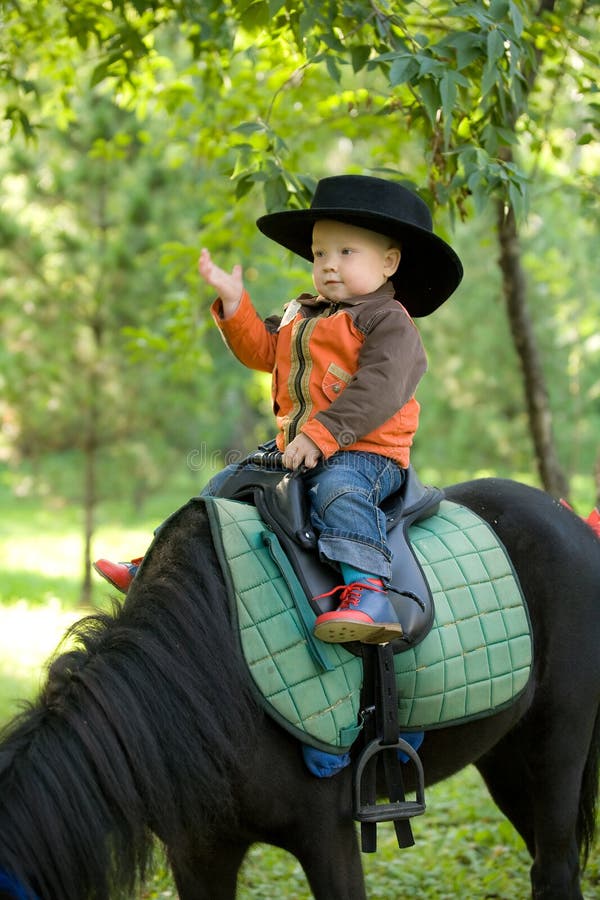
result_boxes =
[0,478,599,900]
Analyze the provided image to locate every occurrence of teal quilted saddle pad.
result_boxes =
[206,497,533,754]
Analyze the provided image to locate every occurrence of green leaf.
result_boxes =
[389,55,419,85]
[508,178,526,219]
[578,48,600,66]
[495,126,518,145]
[239,0,269,31]
[325,55,342,83]
[234,174,255,199]
[481,123,499,155]
[418,54,444,78]
[5,105,36,140]
[467,167,483,193]
[447,3,494,27]
[232,121,267,135]
[440,72,457,125]
[319,32,345,53]
[487,28,505,65]
[509,0,524,37]
[489,0,509,20]
[369,51,405,64]
[350,45,371,73]
[451,32,485,70]
[481,60,499,97]
[419,79,440,125]
[264,174,290,212]
[268,0,286,15]
[88,60,107,88]
[471,179,488,213]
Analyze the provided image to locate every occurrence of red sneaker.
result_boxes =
[586,508,600,539]
[93,557,143,593]
[313,579,404,644]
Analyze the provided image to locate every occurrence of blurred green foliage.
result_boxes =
[0,0,598,577]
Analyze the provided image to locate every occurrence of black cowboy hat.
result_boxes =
[256,174,463,317]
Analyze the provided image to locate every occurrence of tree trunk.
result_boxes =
[489,0,572,500]
[496,201,570,499]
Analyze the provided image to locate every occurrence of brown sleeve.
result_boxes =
[311,307,427,446]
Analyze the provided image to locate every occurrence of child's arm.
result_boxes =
[202,247,280,373]
[198,248,244,318]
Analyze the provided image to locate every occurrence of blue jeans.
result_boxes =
[203,450,405,583]
[303,451,405,582]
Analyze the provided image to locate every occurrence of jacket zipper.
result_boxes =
[288,318,311,442]
[287,305,338,442]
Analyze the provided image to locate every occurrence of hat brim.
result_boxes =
[256,208,463,317]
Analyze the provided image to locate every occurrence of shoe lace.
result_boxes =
[313,578,385,609]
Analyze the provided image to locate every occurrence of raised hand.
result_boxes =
[198,248,244,317]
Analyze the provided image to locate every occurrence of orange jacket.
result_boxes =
[211,282,427,467]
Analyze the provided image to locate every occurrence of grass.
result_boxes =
[233,780,533,899]
[1,475,598,899]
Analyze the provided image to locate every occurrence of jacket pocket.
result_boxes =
[322,362,352,402]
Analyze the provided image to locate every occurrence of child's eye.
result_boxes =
[341,247,354,255]
[313,249,325,258]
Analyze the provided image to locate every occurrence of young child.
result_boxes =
[95,174,463,644]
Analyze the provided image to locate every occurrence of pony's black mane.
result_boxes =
[0,499,257,900]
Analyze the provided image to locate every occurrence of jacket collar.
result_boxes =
[298,281,396,309]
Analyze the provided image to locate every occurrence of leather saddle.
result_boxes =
[212,444,443,652]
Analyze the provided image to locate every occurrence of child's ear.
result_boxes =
[384,246,401,276]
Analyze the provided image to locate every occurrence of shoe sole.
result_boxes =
[92,562,129,594]
[313,619,404,644]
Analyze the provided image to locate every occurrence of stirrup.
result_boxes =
[354,736,426,827]
[354,643,426,852]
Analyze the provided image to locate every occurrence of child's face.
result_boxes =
[311,219,401,302]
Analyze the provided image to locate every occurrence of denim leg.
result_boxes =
[303,452,405,582]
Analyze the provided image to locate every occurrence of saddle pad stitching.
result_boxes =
[402,602,529,679]
[303,694,357,724]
